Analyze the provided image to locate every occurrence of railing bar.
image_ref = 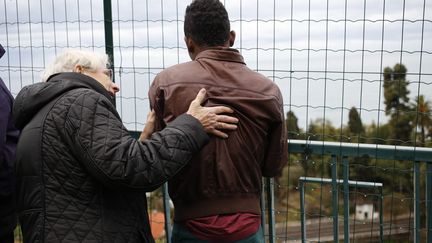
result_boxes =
[408,164,414,241]
[352,185,359,242]
[343,157,349,243]
[331,155,338,243]
[288,139,432,162]
[162,183,172,243]
[260,178,266,238]
[288,139,432,152]
[414,161,421,243]
[427,163,432,243]
[266,177,276,243]
[299,177,383,187]
[369,186,377,241]
[300,180,306,243]
[379,187,384,242]
[289,139,432,153]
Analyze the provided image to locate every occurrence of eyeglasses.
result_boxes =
[103,68,113,81]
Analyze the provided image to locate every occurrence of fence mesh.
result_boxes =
[1,0,431,242]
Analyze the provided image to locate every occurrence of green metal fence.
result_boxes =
[287,139,432,242]
[299,177,384,242]
[1,0,432,242]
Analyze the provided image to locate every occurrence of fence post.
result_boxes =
[379,187,384,243]
[300,180,306,243]
[331,155,339,243]
[342,156,349,243]
[427,163,432,243]
[162,183,172,243]
[260,178,266,239]
[266,177,276,243]
[103,0,115,102]
[414,161,420,243]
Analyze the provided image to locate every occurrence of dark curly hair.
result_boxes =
[184,0,230,47]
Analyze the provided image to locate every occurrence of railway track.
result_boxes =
[271,217,413,242]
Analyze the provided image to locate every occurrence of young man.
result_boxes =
[13,49,237,243]
[149,0,287,242]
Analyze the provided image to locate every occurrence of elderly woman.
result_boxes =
[13,49,238,243]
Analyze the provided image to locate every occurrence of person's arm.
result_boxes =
[140,87,238,140]
[0,85,9,159]
[262,93,288,177]
[0,82,18,195]
[138,110,156,141]
[64,89,237,191]
[148,76,166,132]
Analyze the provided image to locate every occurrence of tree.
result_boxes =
[307,118,339,142]
[347,108,371,180]
[365,122,390,145]
[286,111,300,139]
[347,107,365,143]
[383,63,410,115]
[383,63,413,145]
[349,154,375,182]
[413,95,432,146]
[299,119,339,176]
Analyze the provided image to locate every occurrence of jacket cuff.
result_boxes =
[167,114,209,150]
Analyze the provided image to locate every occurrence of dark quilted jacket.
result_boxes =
[13,72,209,243]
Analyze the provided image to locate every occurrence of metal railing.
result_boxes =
[155,139,432,242]
[285,139,432,242]
[299,177,383,243]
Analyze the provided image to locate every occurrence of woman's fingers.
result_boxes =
[186,88,238,138]
[209,129,229,139]
[207,105,234,114]
[191,88,207,107]
[215,114,239,126]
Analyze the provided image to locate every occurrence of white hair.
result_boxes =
[41,49,110,82]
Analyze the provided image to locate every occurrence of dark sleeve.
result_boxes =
[148,75,166,131]
[0,80,15,160]
[0,80,19,195]
[262,91,288,177]
[64,90,209,191]
[0,85,9,156]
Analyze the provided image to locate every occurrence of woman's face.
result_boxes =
[81,67,120,96]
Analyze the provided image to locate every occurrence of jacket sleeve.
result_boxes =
[262,93,288,178]
[0,80,19,195]
[64,90,209,191]
[148,75,166,131]
[0,85,8,160]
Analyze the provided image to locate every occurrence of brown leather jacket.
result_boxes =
[149,47,287,220]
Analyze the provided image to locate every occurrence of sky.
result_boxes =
[1,0,431,133]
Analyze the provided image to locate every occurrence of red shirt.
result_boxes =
[184,213,261,242]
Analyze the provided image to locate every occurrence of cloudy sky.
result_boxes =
[1,0,431,132]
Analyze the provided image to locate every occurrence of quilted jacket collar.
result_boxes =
[13,72,115,129]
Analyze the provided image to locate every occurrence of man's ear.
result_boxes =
[184,36,195,54]
[229,31,236,47]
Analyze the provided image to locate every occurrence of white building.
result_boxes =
[356,204,379,220]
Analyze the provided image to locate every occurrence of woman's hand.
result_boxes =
[139,110,156,141]
[187,88,238,138]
